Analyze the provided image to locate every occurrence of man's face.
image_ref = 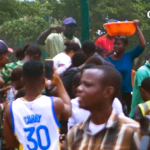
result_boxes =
[76,69,105,110]
[64,24,76,35]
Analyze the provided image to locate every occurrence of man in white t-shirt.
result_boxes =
[68,69,124,130]
[37,17,81,58]
[68,97,124,130]
[65,66,140,150]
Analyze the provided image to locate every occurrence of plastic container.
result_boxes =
[7,86,15,101]
[103,21,136,36]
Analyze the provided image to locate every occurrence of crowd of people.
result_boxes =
[0,17,149,150]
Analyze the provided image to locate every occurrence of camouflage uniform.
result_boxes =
[0,61,23,87]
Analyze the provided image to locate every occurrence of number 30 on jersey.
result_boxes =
[24,125,50,150]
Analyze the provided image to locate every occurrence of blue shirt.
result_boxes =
[107,45,144,93]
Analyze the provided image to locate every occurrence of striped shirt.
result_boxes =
[65,110,141,150]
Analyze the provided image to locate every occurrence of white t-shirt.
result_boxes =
[68,97,124,130]
[53,52,72,76]
[89,121,105,135]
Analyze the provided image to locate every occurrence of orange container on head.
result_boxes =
[103,21,136,36]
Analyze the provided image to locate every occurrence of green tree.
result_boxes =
[49,0,150,68]
[0,16,49,61]
[0,16,48,44]
[0,0,53,25]
[0,0,20,24]
[1,0,150,66]
[51,0,150,45]
[0,16,48,41]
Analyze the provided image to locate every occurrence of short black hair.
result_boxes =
[11,67,23,81]
[72,72,81,88]
[141,77,150,93]
[26,44,42,57]
[15,48,25,60]
[91,66,122,97]
[15,44,42,60]
[80,63,96,73]
[72,52,87,67]
[114,37,128,45]
[23,60,43,79]
[82,40,96,55]
[64,41,80,53]
[85,56,103,65]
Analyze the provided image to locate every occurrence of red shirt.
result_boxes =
[95,35,114,53]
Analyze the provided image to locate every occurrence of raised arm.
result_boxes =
[128,20,146,59]
[37,26,64,45]
[134,19,146,49]
[52,71,71,120]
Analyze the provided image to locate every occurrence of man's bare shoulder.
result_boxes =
[52,96,64,105]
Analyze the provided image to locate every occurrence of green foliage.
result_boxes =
[0,16,48,41]
[50,0,150,49]
[48,0,150,68]
[0,0,150,67]
[0,0,55,25]
[0,0,20,24]
[1,0,150,45]
[89,0,150,41]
